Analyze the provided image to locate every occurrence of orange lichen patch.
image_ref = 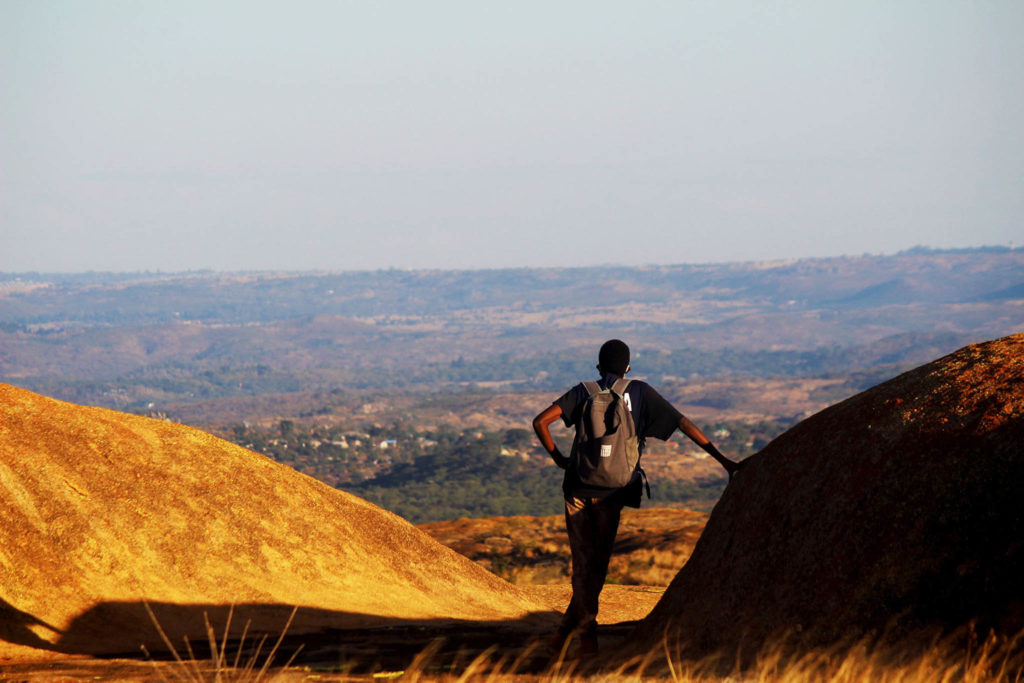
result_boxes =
[0,384,553,657]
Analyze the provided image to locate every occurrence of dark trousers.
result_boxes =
[560,494,624,636]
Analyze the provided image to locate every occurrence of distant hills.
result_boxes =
[3,246,1021,323]
[1,248,1021,414]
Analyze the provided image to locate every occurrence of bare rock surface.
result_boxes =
[635,333,1024,658]
[0,384,553,657]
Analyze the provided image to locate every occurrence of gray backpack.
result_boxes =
[570,379,640,490]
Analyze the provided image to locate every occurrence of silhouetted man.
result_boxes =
[532,339,740,654]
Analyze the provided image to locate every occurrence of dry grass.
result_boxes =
[360,630,1024,683]
[110,611,1024,682]
[124,593,1023,682]
[141,602,304,683]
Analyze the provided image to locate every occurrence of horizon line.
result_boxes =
[1,244,1019,279]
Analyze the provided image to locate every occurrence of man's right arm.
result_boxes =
[533,404,570,469]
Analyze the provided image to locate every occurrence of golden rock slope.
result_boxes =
[0,383,552,657]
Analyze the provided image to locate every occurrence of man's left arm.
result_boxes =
[677,414,743,477]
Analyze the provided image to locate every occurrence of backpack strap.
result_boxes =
[610,378,631,397]
[581,381,601,397]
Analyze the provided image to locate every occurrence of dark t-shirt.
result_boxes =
[553,377,682,503]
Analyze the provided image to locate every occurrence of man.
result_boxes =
[532,339,741,654]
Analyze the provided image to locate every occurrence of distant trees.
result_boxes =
[225,417,794,524]
[502,428,533,449]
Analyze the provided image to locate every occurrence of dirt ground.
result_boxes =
[0,585,663,680]
[420,509,708,587]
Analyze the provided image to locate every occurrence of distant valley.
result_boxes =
[3,247,1020,408]
[2,247,1021,517]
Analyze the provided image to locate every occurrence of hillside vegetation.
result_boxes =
[225,418,790,520]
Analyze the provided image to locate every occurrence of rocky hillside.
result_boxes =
[634,333,1024,659]
[0,384,552,657]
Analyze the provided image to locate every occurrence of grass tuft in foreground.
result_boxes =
[141,602,304,683]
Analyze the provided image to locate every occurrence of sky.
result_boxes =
[1,1,1022,272]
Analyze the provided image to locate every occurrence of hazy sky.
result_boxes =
[2,2,1022,272]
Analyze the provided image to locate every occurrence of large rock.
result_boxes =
[635,334,1024,658]
[0,384,551,656]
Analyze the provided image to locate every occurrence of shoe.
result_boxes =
[546,630,569,657]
